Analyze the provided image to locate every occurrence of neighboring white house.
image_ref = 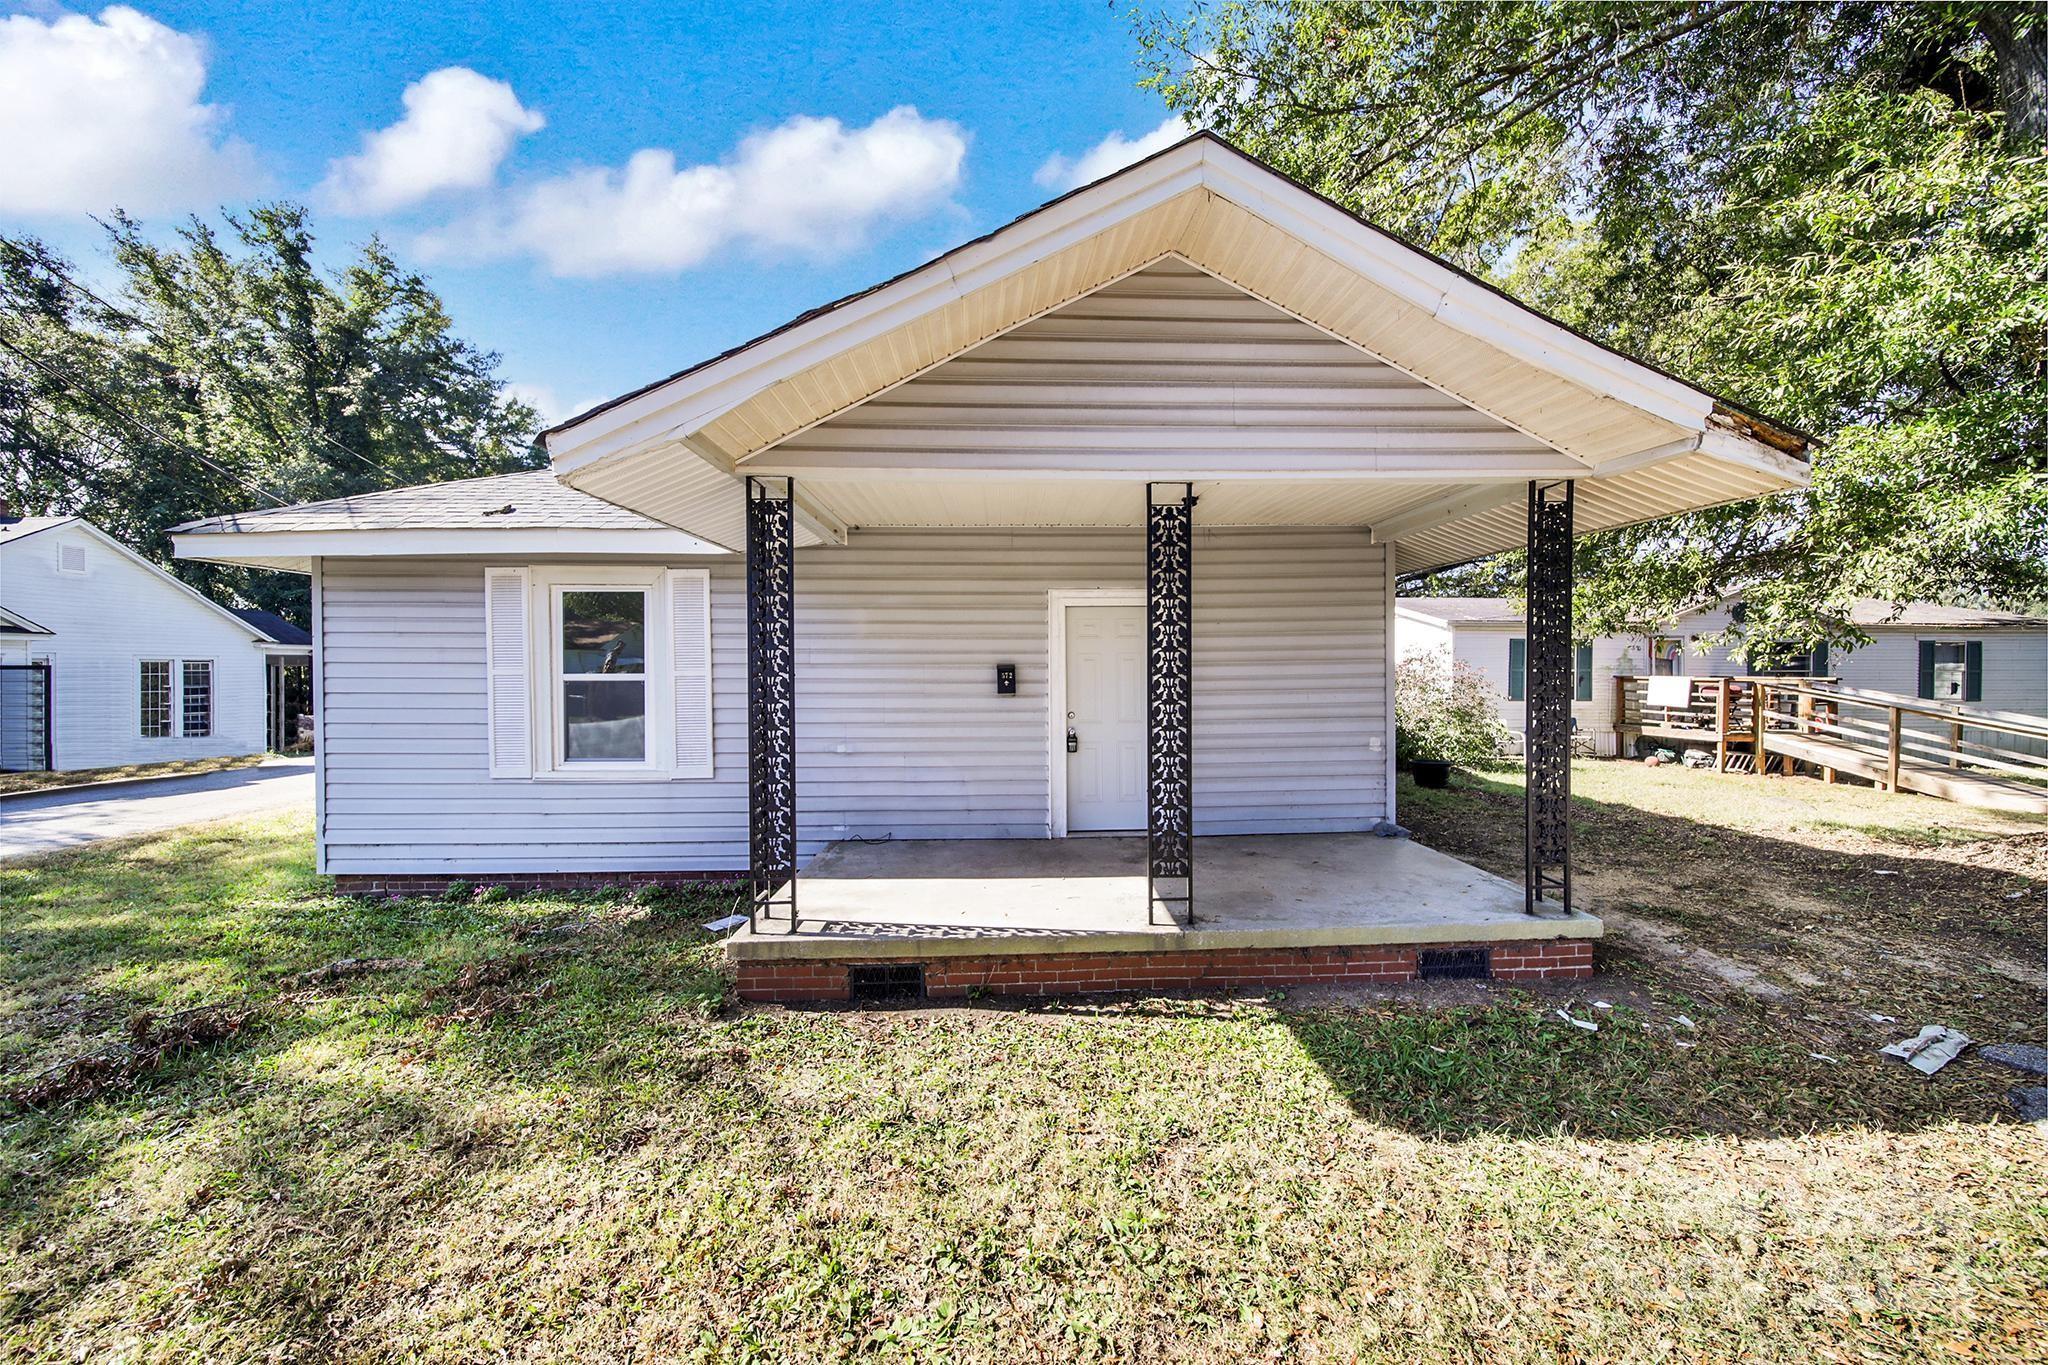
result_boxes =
[171,133,1811,928]
[0,515,309,772]
[1396,596,2048,757]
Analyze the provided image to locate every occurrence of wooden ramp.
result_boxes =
[1764,731,2048,815]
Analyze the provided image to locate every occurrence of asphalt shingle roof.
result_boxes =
[172,471,671,535]
[228,606,311,646]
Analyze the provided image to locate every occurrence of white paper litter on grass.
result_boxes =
[1555,1010,1599,1032]
[1868,1013,1897,1024]
[702,914,749,932]
[1809,1053,1839,1064]
[1672,1015,1698,1031]
[1881,1025,1972,1075]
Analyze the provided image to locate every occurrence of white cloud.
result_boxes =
[319,67,544,215]
[426,106,968,278]
[1033,117,1190,192]
[0,6,258,217]
[505,381,601,428]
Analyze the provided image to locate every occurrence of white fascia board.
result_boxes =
[174,526,732,565]
[1194,145,1716,432]
[1698,424,1810,486]
[545,149,1214,475]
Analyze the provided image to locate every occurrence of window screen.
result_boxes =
[559,590,646,762]
[181,661,212,738]
[140,661,172,737]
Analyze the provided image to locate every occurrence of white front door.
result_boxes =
[1064,604,1146,831]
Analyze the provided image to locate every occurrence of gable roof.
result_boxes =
[542,132,1809,568]
[0,604,53,635]
[0,515,78,544]
[0,516,268,643]
[173,470,728,571]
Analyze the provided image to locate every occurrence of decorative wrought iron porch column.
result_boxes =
[746,475,798,931]
[1146,482,1195,926]
[1524,479,1575,914]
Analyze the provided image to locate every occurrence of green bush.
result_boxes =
[1395,649,1512,766]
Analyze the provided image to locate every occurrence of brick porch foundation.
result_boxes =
[735,937,1593,1003]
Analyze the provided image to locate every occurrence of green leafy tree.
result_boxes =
[1138,2,2048,650]
[0,205,542,623]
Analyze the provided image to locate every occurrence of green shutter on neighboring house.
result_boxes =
[1812,642,1829,677]
[1576,642,1593,701]
[1965,640,1983,702]
[1918,640,1937,699]
[1508,637,1526,700]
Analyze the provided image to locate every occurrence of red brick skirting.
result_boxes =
[333,870,743,897]
[736,938,1593,1003]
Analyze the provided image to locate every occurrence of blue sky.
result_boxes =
[0,2,1185,425]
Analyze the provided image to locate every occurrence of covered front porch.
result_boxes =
[726,831,1602,1001]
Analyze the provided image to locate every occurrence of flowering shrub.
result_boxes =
[1394,649,1512,767]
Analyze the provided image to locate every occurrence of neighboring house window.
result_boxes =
[140,661,172,737]
[181,661,213,737]
[1650,637,1685,676]
[56,543,86,575]
[1747,642,1830,677]
[1508,639,1593,702]
[1919,640,1982,703]
[558,588,648,764]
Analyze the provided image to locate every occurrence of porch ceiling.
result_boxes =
[545,134,1808,572]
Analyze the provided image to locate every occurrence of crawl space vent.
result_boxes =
[847,963,925,1002]
[1416,947,1492,981]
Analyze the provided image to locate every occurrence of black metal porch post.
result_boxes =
[1524,479,1574,914]
[1146,482,1195,926]
[747,475,798,931]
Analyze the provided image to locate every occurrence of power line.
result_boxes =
[0,330,288,506]
[0,244,394,485]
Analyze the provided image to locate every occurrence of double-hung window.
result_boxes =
[139,658,214,738]
[1920,640,1982,703]
[181,661,213,737]
[557,588,648,765]
[483,565,713,781]
[1508,639,1594,702]
[140,661,173,737]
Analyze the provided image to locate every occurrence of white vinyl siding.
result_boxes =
[314,529,1391,876]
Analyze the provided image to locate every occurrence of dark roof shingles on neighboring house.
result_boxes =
[228,607,311,646]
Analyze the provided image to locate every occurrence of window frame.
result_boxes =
[528,565,674,780]
[1508,637,1594,703]
[180,659,214,738]
[139,659,173,738]
[1650,636,1686,677]
[1928,640,1969,702]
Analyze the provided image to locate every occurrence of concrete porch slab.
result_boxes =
[725,832,1601,962]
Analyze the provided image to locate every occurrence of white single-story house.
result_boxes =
[1396,596,2048,758]
[0,514,311,772]
[174,133,1812,1001]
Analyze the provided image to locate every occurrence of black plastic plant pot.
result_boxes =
[1412,758,1452,789]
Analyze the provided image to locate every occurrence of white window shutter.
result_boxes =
[484,568,532,778]
[667,568,713,778]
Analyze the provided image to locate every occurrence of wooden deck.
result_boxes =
[1763,731,2048,814]
[1614,675,2048,815]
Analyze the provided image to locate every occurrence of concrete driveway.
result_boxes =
[0,757,314,861]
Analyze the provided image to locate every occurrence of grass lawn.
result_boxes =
[0,754,270,797]
[1,766,2044,1361]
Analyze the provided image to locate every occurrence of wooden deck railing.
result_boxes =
[1748,679,2048,794]
[1612,675,1774,771]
